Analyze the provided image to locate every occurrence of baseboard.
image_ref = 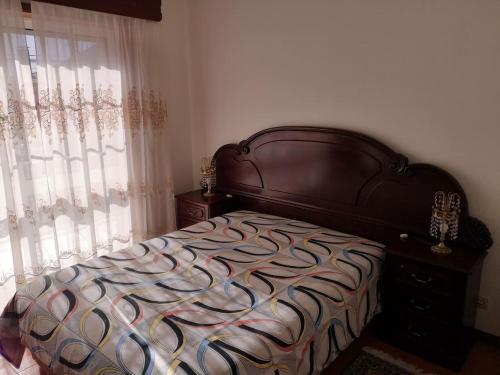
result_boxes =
[474,328,500,347]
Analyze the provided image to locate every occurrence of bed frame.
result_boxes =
[214,126,491,251]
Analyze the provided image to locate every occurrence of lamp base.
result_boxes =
[203,190,215,197]
[431,241,452,255]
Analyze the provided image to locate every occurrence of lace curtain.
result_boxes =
[0,0,175,285]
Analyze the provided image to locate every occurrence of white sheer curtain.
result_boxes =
[0,0,48,284]
[0,0,175,285]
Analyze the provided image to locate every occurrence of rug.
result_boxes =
[342,347,437,375]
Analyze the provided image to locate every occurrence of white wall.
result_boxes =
[158,0,195,194]
[186,0,500,335]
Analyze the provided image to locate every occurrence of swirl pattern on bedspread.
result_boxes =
[3,211,385,375]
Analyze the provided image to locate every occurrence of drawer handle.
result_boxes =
[408,326,428,338]
[410,299,431,311]
[411,273,433,284]
[185,207,202,218]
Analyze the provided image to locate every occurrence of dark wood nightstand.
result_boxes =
[376,236,486,371]
[175,190,235,229]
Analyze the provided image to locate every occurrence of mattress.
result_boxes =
[0,210,385,374]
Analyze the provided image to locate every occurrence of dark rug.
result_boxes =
[342,347,436,375]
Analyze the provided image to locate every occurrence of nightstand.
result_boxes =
[376,236,486,371]
[175,190,235,229]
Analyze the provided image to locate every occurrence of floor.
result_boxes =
[1,329,499,375]
[0,280,42,375]
[324,329,500,375]
[0,350,39,375]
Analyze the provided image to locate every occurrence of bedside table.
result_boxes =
[377,236,486,371]
[175,190,234,229]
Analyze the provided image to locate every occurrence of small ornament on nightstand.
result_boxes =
[200,156,216,197]
[430,191,460,254]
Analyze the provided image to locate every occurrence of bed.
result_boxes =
[1,126,489,374]
[1,210,384,374]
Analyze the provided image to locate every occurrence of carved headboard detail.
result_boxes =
[214,126,492,250]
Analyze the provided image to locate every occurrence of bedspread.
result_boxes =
[0,211,385,374]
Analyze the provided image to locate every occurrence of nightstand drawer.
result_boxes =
[175,190,235,230]
[179,201,207,221]
[378,308,471,371]
[385,309,462,351]
[387,286,461,323]
[389,256,456,295]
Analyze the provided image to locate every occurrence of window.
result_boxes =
[24,16,37,93]
[25,31,37,90]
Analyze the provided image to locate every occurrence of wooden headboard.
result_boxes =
[213,126,492,251]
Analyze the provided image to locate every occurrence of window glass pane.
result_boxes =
[25,31,37,89]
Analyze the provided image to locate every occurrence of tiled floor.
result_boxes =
[0,350,40,375]
[1,281,43,375]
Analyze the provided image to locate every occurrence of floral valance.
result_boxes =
[0,84,167,142]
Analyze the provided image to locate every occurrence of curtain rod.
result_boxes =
[21,1,31,13]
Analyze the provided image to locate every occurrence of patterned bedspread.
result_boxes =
[0,211,385,374]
